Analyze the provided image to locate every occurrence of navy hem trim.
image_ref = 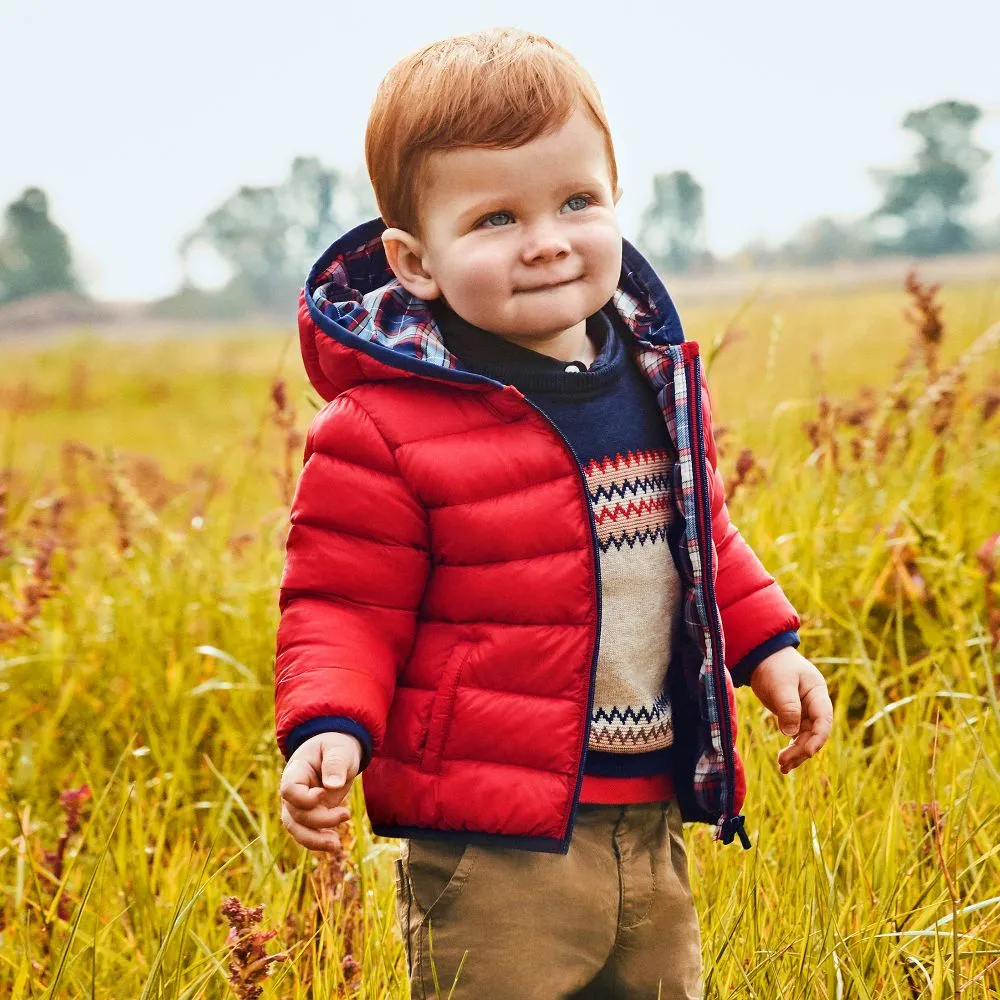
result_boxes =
[584,746,676,777]
[284,716,373,770]
[371,823,568,855]
[730,630,800,688]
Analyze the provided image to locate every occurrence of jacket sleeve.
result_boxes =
[700,366,801,687]
[274,393,429,764]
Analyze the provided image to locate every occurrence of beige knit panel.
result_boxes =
[584,449,682,755]
[589,540,682,752]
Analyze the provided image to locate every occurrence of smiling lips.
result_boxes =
[520,277,578,292]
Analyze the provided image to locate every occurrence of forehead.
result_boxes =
[421,107,613,212]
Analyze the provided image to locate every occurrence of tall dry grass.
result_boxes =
[0,272,998,998]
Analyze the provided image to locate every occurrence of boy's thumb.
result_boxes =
[321,749,347,790]
[778,703,801,737]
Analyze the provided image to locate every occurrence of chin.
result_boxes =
[524,317,588,337]
[519,295,595,330]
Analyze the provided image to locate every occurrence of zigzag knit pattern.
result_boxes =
[587,451,673,553]
[584,449,680,755]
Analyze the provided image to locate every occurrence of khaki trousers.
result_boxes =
[393,799,703,999]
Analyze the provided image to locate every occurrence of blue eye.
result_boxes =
[480,211,514,228]
[564,195,593,212]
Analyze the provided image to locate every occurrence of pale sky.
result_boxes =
[2,0,999,301]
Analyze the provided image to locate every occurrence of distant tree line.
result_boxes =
[0,188,79,304]
[638,100,997,273]
[155,156,377,318]
[0,99,996,315]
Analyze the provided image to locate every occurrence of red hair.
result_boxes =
[365,28,618,235]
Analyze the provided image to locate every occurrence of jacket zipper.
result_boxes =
[517,392,603,853]
[415,364,744,850]
[689,352,751,850]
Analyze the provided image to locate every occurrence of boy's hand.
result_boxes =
[279,732,362,851]
[748,647,833,774]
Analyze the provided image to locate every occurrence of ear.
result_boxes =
[382,228,441,300]
[613,184,624,206]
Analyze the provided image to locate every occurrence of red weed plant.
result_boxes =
[104,459,133,554]
[903,270,944,382]
[802,393,842,471]
[0,476,12,560]
[0,492,66,643]
[281,818,366,994]
[227,532,257,558]
[310,818,365,992]
[60,441,97,516]
[801,269,966,471]
[977,371,1000,424]
[60,442,135,553]
[712,423,732,460]
[188,462,226,523]
[869,522,929,609]
[977,533,1000,664]
[271,379,304,507]
[0,379,56,414]
[219,896,289,1000]
[725,447,764,500]
[119,453,183,513]
[40,784,92,924]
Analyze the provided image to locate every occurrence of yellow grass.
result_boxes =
[1,273,998,997]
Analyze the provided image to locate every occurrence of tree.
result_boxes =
[868,100,991,257]
[776,216,870,266]
[636,171,709,273]
[177,157,377,316]
[0,187,80,305]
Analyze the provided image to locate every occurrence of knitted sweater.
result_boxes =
[433,300,685,804]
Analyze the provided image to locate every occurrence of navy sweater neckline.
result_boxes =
[430,300,626,399]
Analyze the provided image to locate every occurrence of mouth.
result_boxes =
[519,278,578,293]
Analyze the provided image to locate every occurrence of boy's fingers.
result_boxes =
[778,739,811,772]
[281,805,344,852]
[279,759,324,808]
[803,682,834,734]
[778,737,816,772]
[284,801,351,829]
[778,704,833,772]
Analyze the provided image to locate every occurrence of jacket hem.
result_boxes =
[371,823,569,854]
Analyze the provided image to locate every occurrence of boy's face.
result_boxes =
[382,106,623,342]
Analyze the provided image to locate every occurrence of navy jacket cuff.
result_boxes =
[729,630,800,688]
[283,716,374,771]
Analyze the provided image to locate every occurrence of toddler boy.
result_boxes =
[276,27,833,999]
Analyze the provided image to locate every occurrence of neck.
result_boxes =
[496,319,596,366]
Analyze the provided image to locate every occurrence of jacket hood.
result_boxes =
[298,217,687,402]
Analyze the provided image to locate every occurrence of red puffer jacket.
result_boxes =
[275,219,801,854]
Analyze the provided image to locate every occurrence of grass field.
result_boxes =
[1,270,999,998]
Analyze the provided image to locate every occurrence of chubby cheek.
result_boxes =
[581,224,624,289]
[435,247,509,322]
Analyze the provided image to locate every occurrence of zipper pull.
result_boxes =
[721,815,752,850]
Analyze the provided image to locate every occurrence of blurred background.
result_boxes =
[1,0,998,333]
[2,4,999,997]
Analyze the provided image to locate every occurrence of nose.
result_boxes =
[520,221,571,264]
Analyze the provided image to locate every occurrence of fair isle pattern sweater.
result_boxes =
[433,301,682,803]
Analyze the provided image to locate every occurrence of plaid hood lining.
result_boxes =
[306,218,685,372]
